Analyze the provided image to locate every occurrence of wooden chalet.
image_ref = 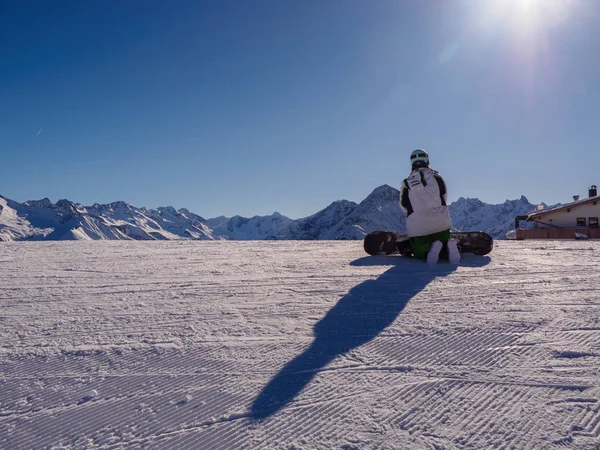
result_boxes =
[515,185,600,239]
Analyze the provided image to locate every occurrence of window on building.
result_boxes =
[577,217,586,227]
[590,217,599,228]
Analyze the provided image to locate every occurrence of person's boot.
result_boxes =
[427,240,443,265]
[447,239,461,264]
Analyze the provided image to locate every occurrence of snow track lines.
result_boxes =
[364,329,527,369]
[1,240,599,449]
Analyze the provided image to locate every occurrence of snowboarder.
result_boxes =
[400,149,460,264]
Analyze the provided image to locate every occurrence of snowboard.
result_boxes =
[363,230,493,257]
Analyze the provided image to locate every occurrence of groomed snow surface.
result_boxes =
[1,240,599,449]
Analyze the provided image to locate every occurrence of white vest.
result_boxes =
[402,168,452,237]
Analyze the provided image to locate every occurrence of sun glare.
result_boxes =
[517,0,574,29]
[478,0,575,33]
[465,0,581,105]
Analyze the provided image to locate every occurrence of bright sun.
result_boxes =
[465,0,581,103]
[481,0,575,32]
[517,0,573,26]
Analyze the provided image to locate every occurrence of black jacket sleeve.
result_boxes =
[433,174,447,206]
[400,179,413,216]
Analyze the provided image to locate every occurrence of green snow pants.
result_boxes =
[409,229,451,259]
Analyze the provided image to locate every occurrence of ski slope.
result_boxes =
[1,240,599,449]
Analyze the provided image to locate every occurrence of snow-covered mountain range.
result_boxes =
[0,186,542,242]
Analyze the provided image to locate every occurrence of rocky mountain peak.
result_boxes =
[25,198,55,209]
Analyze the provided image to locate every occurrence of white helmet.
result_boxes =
[410,149,429,169]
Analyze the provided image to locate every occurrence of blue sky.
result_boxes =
[2,0,599,218]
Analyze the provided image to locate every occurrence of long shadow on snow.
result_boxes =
[250,255,490,420]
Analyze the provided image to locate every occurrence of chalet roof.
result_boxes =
[528,195,600,220]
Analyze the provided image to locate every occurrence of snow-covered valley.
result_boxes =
[1,241,599,449]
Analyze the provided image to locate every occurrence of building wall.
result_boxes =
[516,228,600,240]
[531,201,600,229]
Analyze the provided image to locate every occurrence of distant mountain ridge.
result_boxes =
[0,186,542,242]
